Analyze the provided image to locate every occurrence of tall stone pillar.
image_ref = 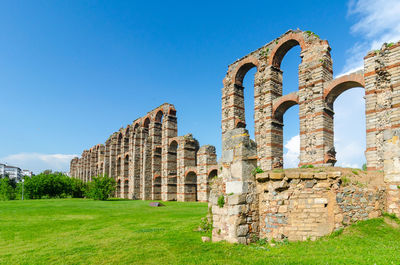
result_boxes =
[161,113,178,201]
[210,128,258,244]
[196,145,217,202]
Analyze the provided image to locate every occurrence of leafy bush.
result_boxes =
[70,178,88,198]
[0,177,16,200]
[217,195,225,208]
[252,167,264,176]
[22,173,87,199]
[86,175,116,201]
[300,164,314,168]
[362,163,367,171]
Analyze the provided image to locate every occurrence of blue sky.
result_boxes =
[1,0,399,173]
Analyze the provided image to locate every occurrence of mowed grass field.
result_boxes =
[1,199,400,265]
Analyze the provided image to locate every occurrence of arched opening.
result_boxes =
[123,128,130,154]
[100,162,104,176]
[124,155,129,178]
[117,133,123,155]
[124,179,129,199]
[207,169,218,199]
[233,60,258,135]
[117,179,121,198]
[167,140,178,201]
[143,117,150,130]
[242,67,257,140]
[155,110,164,124]
[272,39,302,169]
[116,157,121,177]
[184,171,197,201]
[325,77,366,169]
[153,176,161,200]
[273,95,299,168]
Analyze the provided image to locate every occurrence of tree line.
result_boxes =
[0,172,116,201]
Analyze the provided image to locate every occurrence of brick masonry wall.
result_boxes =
[70,103,217,202]
[256,169,384,241]
[212,30,400,244]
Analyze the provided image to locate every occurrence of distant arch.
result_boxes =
[207,169,218,199]
[155,110,164,123]
[143,117,150,129]
[184,171,198,201]
[153,175,161,200]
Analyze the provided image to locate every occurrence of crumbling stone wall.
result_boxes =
[70,103,217,202]
[211,30,400,243]
[256,169,384,241]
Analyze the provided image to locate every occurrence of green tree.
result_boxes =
[0,177,16,200]
[86,175,116,200]
[70,178,87,198]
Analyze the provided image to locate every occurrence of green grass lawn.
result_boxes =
[0,199,399,265]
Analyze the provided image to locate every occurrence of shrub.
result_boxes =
[300,164,314,168]
[362,163,367,171]
[70,178,88,198]
[252,167,264,176]
[341,176,351,187]
[217,195,225,208]
[0,177,16,200]
[23,173,73,199]
[86,175,116,200]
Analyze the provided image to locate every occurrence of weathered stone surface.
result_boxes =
[70,103,218,202]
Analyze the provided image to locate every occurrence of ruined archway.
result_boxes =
[272,92,299,168]
[167,140,178,201]
[230,57,259,130]
[153,175,161,200]
[207,169,218,199]
[116,179,121,198]
[184,171,197,201]
[116,157,121,177]
[124,179,129,199]
[323,72,366,168]
[124,155,129,178]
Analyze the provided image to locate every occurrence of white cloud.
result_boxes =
[339,0,400,76]
[284,135,300,168]
[0,153,78,174]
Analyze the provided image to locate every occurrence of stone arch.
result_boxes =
[232,56,259,87]
[123,128,130,153]
[272,92,299,122]
[143,117,151,129]
[184,171,197,201]
[124,179,129,199]
[324,72,365,106]
[230,56,259,130]
[153,175,161,200]
[154,110,164,123]
[323,72,366,167]
[124,154,129,178]
[116,157,121,177]
[270,92,300,168]
[117,179,121,198]
[167,140,178,201]
[268,32,307,68]
[207,169,218,199]
[168,107,177,116]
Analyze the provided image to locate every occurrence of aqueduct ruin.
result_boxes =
[70,29,400,243]
[70,103,218,202]
[210,29,400,243]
